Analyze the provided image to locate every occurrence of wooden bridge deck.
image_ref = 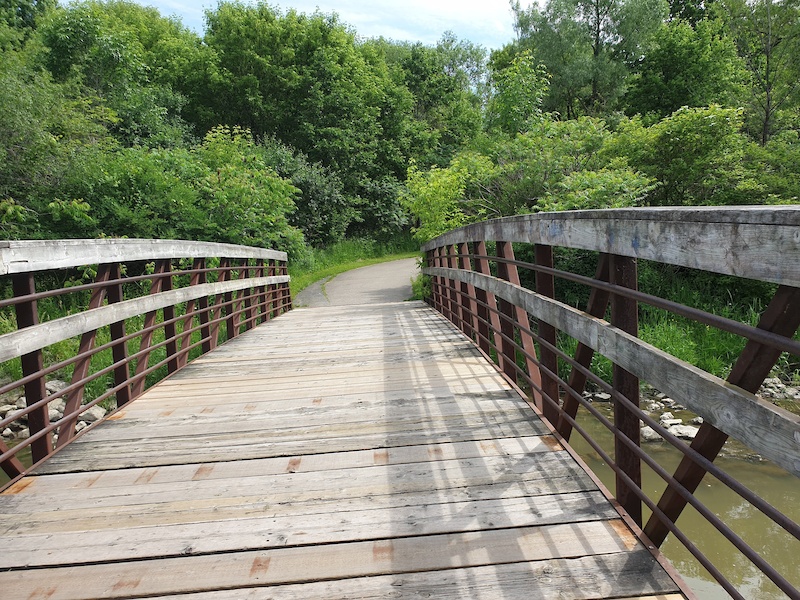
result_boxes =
[1,301,686,600]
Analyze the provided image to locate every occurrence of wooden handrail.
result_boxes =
[0,239,292,484]
[0,239,287,274]
[422,206,800,287]
[422,206,800,600]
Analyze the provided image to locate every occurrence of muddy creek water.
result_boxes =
[571,404,800,599]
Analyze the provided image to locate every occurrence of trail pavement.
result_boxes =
[294,258,419,307]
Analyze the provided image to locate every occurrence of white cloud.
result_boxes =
[134,0,536,48]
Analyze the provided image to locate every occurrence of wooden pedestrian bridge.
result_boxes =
[1,207,799,599]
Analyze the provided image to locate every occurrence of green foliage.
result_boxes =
[259,138,356,247]
[37,1,194,147]
[403,115,655,238]
[538,166,654,212]
[609,106,755,205]
[194,126,303,251]
[717,0,800,144]
[411,273,432,301]
[487,50,549,134]
[203,2,425,237]
[0,0,55,47]
[476,117,652,216]
[626,18,747,119]
[0,49,117,238]
[402,162,470,242]
[44,125,305,253]
[392,38,484,166]
[509,0,668,116]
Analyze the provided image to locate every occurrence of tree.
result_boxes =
[0,0,56,47]
[509,0,668,116]
[204,2,416,237]
[259,138,357,247]
[395,40,483,165]
[626,18,746,118]
[718,0,800,144]
[0,50,115,238]
[487,50,550,134]
[667,0,713,23]
[37,1,193,147]
[609,105,753,205]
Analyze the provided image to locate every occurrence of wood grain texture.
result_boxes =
[0,238,287,275]
[0,301,687,599]
[421,207,800,286]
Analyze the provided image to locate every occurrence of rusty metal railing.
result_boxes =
[0,239,291,486]
[422,207,800,600]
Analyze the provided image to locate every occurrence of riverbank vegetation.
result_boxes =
[1,0,798,383]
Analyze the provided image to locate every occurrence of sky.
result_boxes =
[132,1,536,49]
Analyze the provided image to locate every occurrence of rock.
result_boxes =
[80,405,106,423]
[18,428,30,439]
[661,397,675,407]
[49,398,67,414]
[75,421,88,433]
[1,428,13,438]
[49,408,63,422]
[6,409,27,426]
[690,416,704,425]
[594,392,612,402]
[660,412,674,421]
[0,404,16,418]
[16,397,26,409]
[45,380,68,394]
[646,401,664,412]
[669,424,699,440]
[661,418,683,427]
[640,426,662,442]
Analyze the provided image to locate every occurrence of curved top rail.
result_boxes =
[0,239,288,275]
[421,206,800,287]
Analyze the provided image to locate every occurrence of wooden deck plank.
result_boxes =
[1,492,618,568]
[12,436,560,491]
[35,415,550,473]
[0,521,649,600]
[74,395,538,440]
[113,553,680,600]
[0,301,688,599]
[6,451,594,515]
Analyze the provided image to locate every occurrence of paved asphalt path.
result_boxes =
[294,258,420,307]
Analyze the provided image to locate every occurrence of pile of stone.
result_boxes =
[584,390,701,443]
[759,377,800,400]
[0,380,106,442]
[583,376,799,445]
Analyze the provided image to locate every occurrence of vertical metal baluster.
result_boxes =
[610,253,642,526]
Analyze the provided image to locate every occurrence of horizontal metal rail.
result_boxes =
[421,207,800,600]
[0,240,292,485]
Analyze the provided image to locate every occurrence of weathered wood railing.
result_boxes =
[0,239,291,485]
[422,206,800,600]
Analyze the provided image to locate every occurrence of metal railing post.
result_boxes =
[495,242,542,404]
[610,253,642,526]
[535,244,560,425]
[11,273,51,463]
[644,285,800,546]
[556,253,611,441]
